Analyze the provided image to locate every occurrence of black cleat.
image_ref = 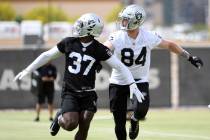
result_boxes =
[129,119,139,140]
[34,117,39,122]
[49,117,53,122]
[50,110,61,136]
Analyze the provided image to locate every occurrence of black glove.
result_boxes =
[188,56,203,69]
[95,63,102,73]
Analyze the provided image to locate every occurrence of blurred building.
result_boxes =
[1,0,210,48]
[172,0,208,25]
[128,0,209,26]
[6,0,209,26]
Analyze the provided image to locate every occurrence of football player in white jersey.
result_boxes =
[104,4,203,140]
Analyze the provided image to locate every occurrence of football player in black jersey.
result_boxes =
[14,13,145,140]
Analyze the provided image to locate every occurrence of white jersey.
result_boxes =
[108,28,162,85]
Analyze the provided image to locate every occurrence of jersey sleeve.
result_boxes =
[57,38,68,53]
[146,31,162,49]
[97,43,113,61]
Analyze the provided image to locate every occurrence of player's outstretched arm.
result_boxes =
[105,55,145,103]
[158,39,203,69]
[14,46,62,81]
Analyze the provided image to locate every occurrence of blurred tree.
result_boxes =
[24,6,68,24]
[68,15,79,24]
[0,3,16,21]
[15,15,24,23]
[106,4,124,22]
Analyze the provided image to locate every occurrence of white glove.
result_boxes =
[14,70,30,81]
[129,83,145,103]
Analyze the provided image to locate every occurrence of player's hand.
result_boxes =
[129,83,145,103]
[188,56,203,69]
[14,70,30,81]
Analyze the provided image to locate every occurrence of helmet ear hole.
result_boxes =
[133,21,138,25]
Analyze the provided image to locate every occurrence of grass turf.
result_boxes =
[0,108,210,140]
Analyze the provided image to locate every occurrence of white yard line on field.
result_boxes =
[143,130,210,140]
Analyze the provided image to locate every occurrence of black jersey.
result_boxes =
[31,64,57,95]
[37,64,57,80]
[57,37,112,91]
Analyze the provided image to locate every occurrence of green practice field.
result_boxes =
[0,108,210,140]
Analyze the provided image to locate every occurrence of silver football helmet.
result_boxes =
[72,13,104,37]
[118,4,146,30]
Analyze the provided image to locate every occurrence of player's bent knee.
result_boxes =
[62,118,78,131]
[64,121,78,131]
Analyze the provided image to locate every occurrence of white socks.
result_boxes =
[58,114,64,125]
[131,114,138,121]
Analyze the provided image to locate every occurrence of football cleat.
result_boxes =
[50,110,61,136]
[49,117,53,122]
[34,117,39,122]
[129,119,139,140]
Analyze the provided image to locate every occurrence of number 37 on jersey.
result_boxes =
[68,52,96,75]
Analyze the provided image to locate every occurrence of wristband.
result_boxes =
[180,50,190,59]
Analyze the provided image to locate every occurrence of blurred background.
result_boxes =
[0,0,210,109]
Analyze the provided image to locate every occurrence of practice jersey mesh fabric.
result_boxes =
[57,37,112,91]
[108,28,162,85]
